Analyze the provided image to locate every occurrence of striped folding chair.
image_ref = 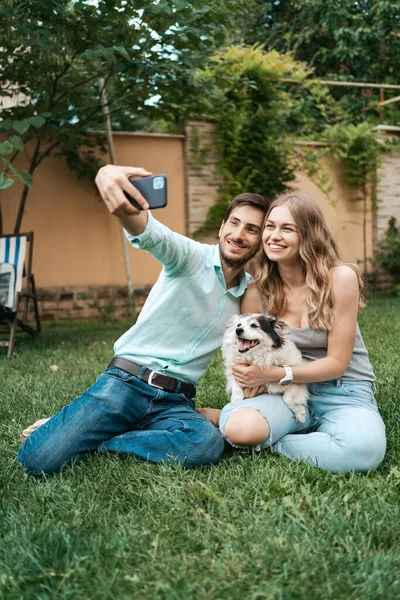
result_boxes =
[0,232,40,358]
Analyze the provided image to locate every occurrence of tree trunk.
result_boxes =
[14,184,30,234]
[14,136,43,234]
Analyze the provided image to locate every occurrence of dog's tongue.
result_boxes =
[238,339,257,352]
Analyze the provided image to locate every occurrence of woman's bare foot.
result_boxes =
[20,418,50,441]
[196,407,221,426]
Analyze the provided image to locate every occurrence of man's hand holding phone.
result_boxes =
[124,175,168,210]
[95,165,152,218]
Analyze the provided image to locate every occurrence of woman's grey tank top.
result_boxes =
[288,323,375,381]
[259,299,375,381]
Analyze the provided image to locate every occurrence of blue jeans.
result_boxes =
[220,380,386,473]
[18,366,224,475]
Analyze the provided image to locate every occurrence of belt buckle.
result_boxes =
[148,370,165,390]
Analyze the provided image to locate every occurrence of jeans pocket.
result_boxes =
[340,382,375,405]
[104,366,137,383]
[179,394,196,407]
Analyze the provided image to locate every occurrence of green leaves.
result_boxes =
[11,116,46,135]
[28,116,46,128]
[18,171,33,187]
[0,173,14,191]
[0,142,13,156]
[0,111,48,199]
[375,217,400,280]
[196,45,310,231]
[10,136,24,151]
[113,46,130,61]
[0,0,245,232]
[171,0,188,10]
[0,155,33,190]
[0,119,13,132]
[322,122,380,189]
[13,119,30,135]
[239,0,400,128]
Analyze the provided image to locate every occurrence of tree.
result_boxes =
[236,0,400,125]
[0,0,246,233]
[194,45,315,231]
[375,217,400,286]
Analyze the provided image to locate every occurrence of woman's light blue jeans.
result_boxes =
[220,380,386,473]
[18,366,224,476]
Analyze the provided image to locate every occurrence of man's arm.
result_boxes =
[95,165,153,235]
[95,164,203,275]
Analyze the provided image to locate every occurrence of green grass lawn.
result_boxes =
[0,297,399,600]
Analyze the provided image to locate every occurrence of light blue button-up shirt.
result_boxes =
[114,212,251,385]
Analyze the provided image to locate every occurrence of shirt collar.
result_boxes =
[212,245,251,297]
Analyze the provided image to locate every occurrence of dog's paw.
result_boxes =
[293,389,310,405]
[231,392,244,404]
[282,387,308,423]
[294,406,307,423]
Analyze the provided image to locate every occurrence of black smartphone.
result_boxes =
[124,174,168,210]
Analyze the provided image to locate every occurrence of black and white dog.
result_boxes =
[222,314,309,422]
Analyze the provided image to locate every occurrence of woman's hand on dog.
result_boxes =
[232,360,275,389]
[243,385,267,398]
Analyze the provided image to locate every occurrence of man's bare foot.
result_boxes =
[196,407,221,426]
[20,418,50,442]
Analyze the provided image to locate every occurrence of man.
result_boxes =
[18,165,268,475]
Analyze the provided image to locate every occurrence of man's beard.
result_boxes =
[219,241,259,268]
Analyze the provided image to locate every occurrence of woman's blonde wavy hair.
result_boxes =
[254,193,364,330]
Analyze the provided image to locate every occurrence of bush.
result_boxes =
[195,46,312,232]
[375,217,400,282]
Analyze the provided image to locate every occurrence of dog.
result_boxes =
[222,313,309,422]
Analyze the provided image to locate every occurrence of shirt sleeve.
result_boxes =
[125,211,204,276]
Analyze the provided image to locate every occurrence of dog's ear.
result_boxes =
[273,319,291,337]
[257,315,283,348]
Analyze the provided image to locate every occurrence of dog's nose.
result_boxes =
[236,327,244,336]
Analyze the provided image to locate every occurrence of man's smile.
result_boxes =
[227,238,248,250]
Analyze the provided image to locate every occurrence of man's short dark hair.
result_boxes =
[223,193,270,222]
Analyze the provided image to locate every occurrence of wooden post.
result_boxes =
[379,88,385,121]
[98,78,136,318]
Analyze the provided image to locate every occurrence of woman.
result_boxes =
[200,193,386,473]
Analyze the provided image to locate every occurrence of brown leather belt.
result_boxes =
[109,357,196,399]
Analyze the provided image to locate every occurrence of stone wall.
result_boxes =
[184,119,223,237]
[374,126,400,289]
[35,285,152,323]
[16,122,400,326]
[376,147,400,240]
